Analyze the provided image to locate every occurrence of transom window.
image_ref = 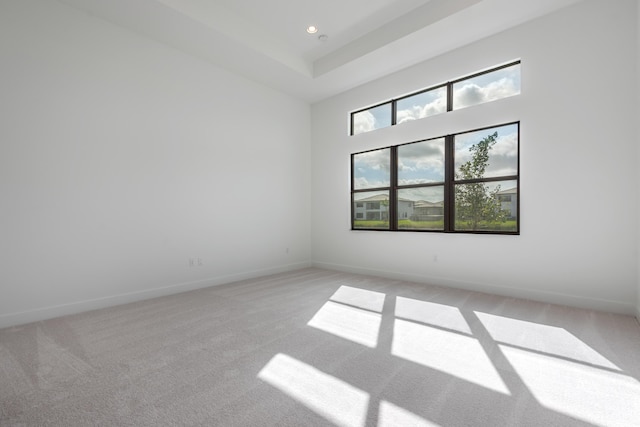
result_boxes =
[351,122,519,234]
[351,61,520,136]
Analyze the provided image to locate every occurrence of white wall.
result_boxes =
[311,0,638,314]
[637,0,640,323]
[0,0,311,328]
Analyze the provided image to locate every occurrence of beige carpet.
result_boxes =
[1,268,639,426]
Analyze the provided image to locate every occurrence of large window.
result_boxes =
[351,62,520,136]
[351,123,519,234]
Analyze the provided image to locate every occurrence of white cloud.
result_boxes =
[397,97,446,124]
[398,178,435,185]
[354,177,370,188]
[454,77,519,109]
[493,133,518,157]
[397,140,444,174]
[353,149,391,189]
[353,111,375,135]
[485,132,518,176]
[415,158,444,171]
[354,177,390,189]
[354,149,390,173]
[397,161,416,172]
[454,127,518,178]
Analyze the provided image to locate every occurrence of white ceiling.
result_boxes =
[59,0,583,103]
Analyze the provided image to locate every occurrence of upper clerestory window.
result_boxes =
[350,61,521,136]
[452,62,521,110]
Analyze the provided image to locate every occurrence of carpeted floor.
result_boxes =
[1,268,639,426]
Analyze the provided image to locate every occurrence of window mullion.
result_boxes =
[444,135,454,231]
[391,100,397,126]
[390,147,398,230]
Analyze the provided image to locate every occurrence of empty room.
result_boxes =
[1,0,640,426]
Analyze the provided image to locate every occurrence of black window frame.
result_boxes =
[350,61,520,136]
[350,101,394,136]
[351,122,520,235]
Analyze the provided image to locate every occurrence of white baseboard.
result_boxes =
[313,261,636,316]
[0,261,311,329]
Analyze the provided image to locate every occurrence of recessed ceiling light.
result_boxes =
[306,26,318,34]
[318,34,328,42]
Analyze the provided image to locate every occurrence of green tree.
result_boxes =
[380,198,389,222]
[455,131,507,230]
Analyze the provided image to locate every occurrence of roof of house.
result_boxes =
[414,200,444,208]
[356,194,443,205]
[496,187,517,195]
[356,194,412,202]
[356,194,389,202]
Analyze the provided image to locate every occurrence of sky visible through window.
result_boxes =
[353,124,518,204]
[398,138,445,185]
[352,103,391,135]
[396,87,447,124]
[352,63,520,135]
[455,123,519,179]
[453,64,521,110]
[353,148,390,190]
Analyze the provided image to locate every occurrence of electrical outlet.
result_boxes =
[189,258,195,267]
[197,258,203,266]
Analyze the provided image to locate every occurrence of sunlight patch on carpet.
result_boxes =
[395,297,472,334]
[392,319,510,395]
[258,353,369,427]
[308,301,382,348]
[476,312,621,370]
[329,286,386,312]
[501,345,640,427]
[378,400,441,427]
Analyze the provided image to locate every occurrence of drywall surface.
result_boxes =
[311,0,638,314]
[0,0,311,327]
[637,0,640,323]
